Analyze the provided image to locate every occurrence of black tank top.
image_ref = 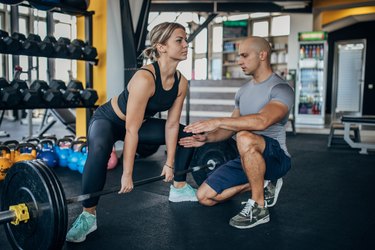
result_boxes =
[117,61,181,118]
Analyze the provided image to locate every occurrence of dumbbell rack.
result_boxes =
[0,3,98,138]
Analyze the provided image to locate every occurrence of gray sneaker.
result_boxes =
[229,199,269,229]
[264,178,283,207]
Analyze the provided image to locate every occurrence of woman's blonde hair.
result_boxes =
[142,22,186,61]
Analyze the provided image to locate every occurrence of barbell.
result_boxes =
[0,159,216,250]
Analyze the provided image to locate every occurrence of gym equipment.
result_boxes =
[0,0,23,4]
[0,30,21,54]
[107,147,118,170]
[0,78,20,107]
[67,79,98,106]
[190,138,239,186]
[2,79,41,106]
[2,140,19,163]
[0,159,213,249]
[13,143,37,163]
[0,145,13,181]
[67,140,85,171]
[11,32,40,55]
[43,36,69,58]
[56,138,72,167]
[136,144,160,158]
[26,34,54,57]
[29,0,60,11]
[50,79,81,105]
[71,39,97,60]
[63,0,90,11]
[37,139,59,168]
[30,80,63,106]
[77,142,87,174]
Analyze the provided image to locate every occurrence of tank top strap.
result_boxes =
[138,67,156,82]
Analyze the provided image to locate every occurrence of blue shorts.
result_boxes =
[205,135,291,194]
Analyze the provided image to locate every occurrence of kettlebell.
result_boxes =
[14,143,37,163]
[56,138,72,167]
[3,140,19,163]
[77,142,88,174]
[0,145,13,181]
[37,139,59,168]
[107,147,118,170]
[68,140,86,171]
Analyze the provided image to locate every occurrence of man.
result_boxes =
[179,36,294,229]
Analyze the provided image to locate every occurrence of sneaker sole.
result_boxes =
[168,197,198,202]
[267,178,283,208]
[229,215,270,229]
[66,224,98,243]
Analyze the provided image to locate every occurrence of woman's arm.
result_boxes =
[119,70,154,193]
[164,75,188,172]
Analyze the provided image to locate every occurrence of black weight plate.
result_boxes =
[33,160,68,249]
[191,138,238,186]
[1,161,58,250]
[30,160,62,249]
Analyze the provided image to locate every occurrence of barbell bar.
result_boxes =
[0,159,216,249]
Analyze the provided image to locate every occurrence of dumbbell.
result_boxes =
[50,79,81,105]
[0,77,17,106]
[30,80,63,106]
[71,39,97,60]
[7,79,41,106]
[11,32,40,55]
[0,30,21,54]
[43,36,69,58]
[26,34,54,57]
[0,78,21,107]
[67,80,98,106]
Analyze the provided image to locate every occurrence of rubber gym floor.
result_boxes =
[0,132,375,250]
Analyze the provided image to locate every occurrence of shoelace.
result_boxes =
[240,200,254,217]
[72,213,89,230]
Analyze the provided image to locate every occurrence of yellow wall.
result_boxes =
[76,1,107,137]
[313,0,375,28]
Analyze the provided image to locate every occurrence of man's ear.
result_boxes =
[259,51,267,61]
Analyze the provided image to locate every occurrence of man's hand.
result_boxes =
[179,133,207,148]
[183,119,220,134]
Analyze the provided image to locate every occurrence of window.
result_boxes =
[194,58,207,80]
[271,15,290,36]
[195,28,207,54]
[252,21,269,37]
[53,13,77,82]
[212,26,223,53]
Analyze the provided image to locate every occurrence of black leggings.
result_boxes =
[82,117,194,208]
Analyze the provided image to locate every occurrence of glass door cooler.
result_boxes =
[295,31,328,127]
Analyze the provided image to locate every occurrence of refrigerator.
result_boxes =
[295,31,328,127]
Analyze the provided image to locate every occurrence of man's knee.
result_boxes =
[236,131,263,155]
[197,183,217,206]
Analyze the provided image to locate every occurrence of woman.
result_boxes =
[66,22,196,243]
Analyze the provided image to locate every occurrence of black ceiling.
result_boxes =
[150,0,313,13]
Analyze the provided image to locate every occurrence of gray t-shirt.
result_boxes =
[234,73,294,156]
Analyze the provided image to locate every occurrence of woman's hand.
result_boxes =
[161,164,174,182]
[179,133,207,148]
[118,173,134,194]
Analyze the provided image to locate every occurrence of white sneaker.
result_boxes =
[264,178,283,207]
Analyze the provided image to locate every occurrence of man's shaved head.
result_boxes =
[242,36,272,62]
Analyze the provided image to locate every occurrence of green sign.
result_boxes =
[223,20,248,27]
[298,31,327,41]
